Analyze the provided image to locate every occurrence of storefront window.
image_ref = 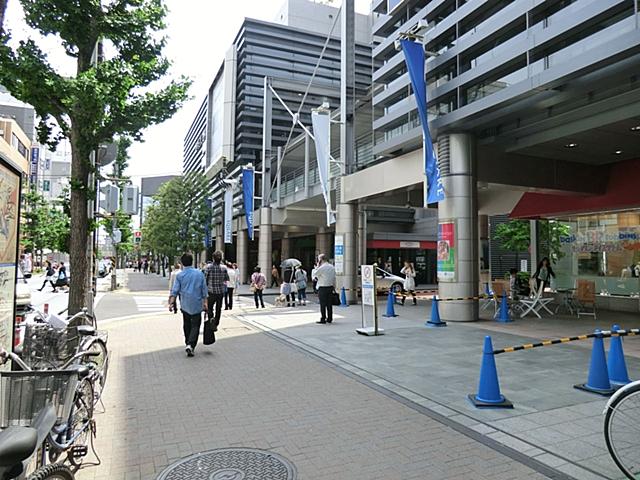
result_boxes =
[555,212,640,296]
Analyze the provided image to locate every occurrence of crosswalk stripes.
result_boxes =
[133,296,167,313]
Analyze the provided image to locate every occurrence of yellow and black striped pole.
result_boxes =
[493,329,640,355]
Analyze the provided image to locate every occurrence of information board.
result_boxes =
[361,264,375,306]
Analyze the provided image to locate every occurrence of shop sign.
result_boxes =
[400,241,420,249]
[560,229,640,253]
[0,158,21,370]
[437,221,456,282]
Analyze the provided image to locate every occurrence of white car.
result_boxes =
[15,267,31,313]
[358,267,405,294]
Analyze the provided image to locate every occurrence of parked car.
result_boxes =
[15,266,31,314]
[358,266,405,294]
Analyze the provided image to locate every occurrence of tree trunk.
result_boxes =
[67,128,91,315]
[0,0,7,34]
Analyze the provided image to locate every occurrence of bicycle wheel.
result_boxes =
[27,463,75,479]
[83,338,108,401]
[67,377,94,468]
[604,383,640,479]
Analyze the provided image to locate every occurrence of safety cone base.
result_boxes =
[383,313,398,317]
[495,315,513,323]
[573,383,615,396]
[467,393,513,409]
[425,320,447,328]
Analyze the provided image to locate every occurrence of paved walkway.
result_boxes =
[236,296,640,480]
[75,277,563,480]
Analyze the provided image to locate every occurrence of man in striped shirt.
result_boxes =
[204,250,229,332]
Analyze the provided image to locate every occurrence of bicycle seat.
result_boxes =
[0,427,37,467]
[77,325,96,336]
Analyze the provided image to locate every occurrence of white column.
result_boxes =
[215,225,224,253]
[237,229,248,284]
[438,133,479,321]
[281,232,291,260]
[258,207,272,278]
[316,227,329,257]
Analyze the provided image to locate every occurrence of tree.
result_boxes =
[141,174,211,268]
[21,189,70,258]
[494,219,571,265]
[0,1,190,313]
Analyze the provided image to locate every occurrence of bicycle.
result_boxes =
[2,349,98,471]
[0,363,78,480]
[20,308,109,406]
[603,379,640,479]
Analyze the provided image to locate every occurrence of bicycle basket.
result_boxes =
[21,324,81,369]
[0,370,78,428]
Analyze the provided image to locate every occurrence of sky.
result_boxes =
[5,0,371,185]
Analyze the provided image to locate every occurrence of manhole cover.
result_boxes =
[156,448,297,480]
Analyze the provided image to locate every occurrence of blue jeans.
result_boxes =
[297,288,307,302]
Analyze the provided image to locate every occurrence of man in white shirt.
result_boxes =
[314,254,336,324]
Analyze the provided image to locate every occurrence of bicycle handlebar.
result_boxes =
[0,348,31,371]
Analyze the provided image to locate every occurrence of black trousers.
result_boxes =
[182,311,202,349]
[207,293,224,328]
[254,289,265,308]
[318,286,333,322]
[225,288,234,310]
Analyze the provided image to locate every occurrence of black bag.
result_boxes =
[331,291,341,306]
[203,319,216,345]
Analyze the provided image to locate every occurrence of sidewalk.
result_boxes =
[77,299,558,480]
[236,297,640,479]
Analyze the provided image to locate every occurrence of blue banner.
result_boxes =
[401,39,445,205]
[242,167,254,240]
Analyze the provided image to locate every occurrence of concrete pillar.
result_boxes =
[335,203,357,303]
[358,204,367,266]
[530,220,538,275]
[215,226,224,254]
[237,229,248,284]
[315,227,330,257]
[438,133,479,321]
[258,207,272,278]
[281,232,291,260]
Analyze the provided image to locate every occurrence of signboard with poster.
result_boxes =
[437,221,456,282]
[0,158,21,368]
[356,264,384,336]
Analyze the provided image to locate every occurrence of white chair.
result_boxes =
[519,281,554,318]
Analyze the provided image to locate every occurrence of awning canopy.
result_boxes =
[510,158,640,219]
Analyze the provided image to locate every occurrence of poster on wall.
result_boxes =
[0,159,21,368]
[437,221,456,282]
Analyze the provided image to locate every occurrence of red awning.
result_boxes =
[511,158,640,219]
[367,240,437,250]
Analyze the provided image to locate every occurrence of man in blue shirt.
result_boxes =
[169,253,208,357]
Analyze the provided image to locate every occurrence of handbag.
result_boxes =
[331,290,341,306]
[203,319,216,345]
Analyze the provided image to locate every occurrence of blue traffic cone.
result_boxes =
[496,292,513,323]
[608,324,631,386]
[468,336,512,408]
[575,330,615,395]
[426,296,447,327]
[383,291,398,317]
[340,287,348,307]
